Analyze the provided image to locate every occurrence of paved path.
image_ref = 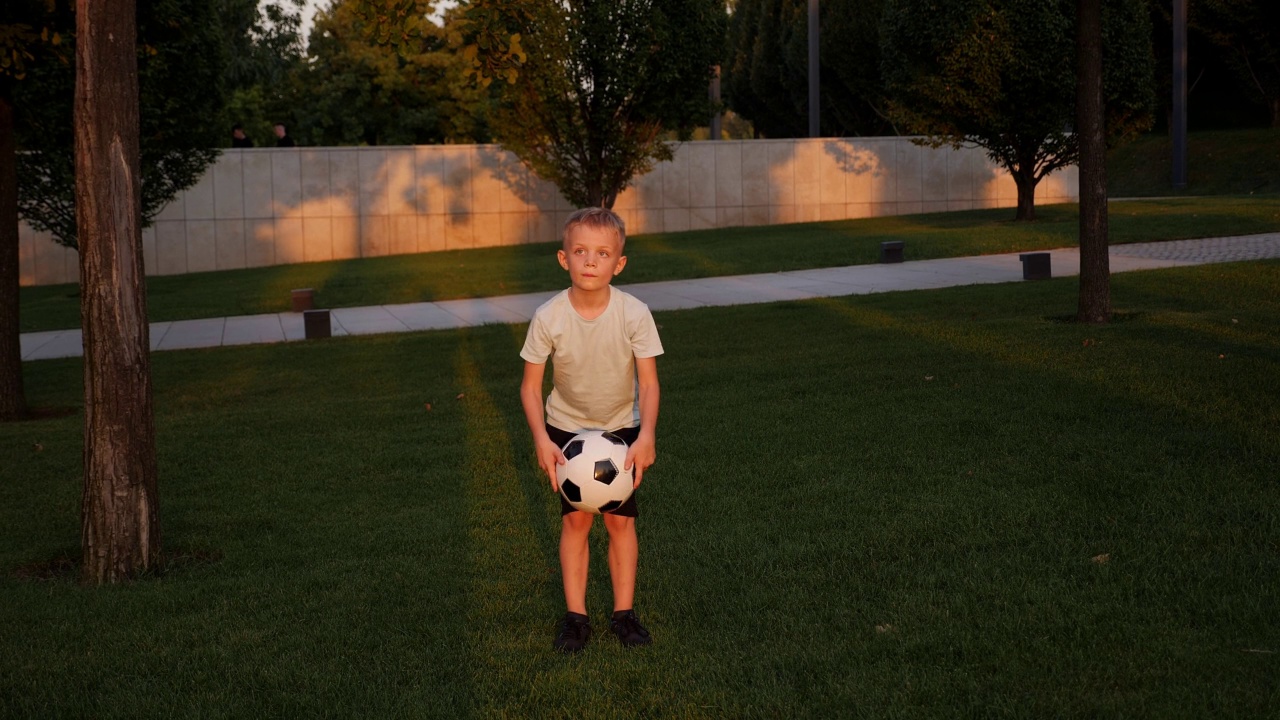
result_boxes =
[19,233,1280,361]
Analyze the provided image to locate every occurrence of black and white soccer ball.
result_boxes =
[556,430,634,515]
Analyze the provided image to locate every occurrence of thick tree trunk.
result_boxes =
[1076,0,1110,324]
[1013,171,1038,221]
[0,94,26,421]
[76,0,160,583]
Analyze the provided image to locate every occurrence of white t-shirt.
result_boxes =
[520,286,664,432]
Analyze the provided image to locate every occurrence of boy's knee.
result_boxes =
[562,511,594,533]
[602,513,635,534]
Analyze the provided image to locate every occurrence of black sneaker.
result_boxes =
[553,612,591,653]
[609,610,652,647]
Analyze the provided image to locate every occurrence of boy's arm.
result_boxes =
[626,356,660,488]
[520,361,565,491]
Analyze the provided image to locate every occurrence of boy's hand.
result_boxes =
[536,436,567,492]
[624,433,656,489]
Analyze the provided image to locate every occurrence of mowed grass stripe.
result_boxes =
[3,262,1278,716]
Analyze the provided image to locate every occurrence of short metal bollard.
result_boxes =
[291,288,315,312]
[1019,252,1052,280]
[303,309,331,339]
[880,240,905,263]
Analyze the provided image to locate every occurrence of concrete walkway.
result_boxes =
[19,233,1280,362]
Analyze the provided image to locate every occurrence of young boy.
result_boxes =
[519,207,663,653]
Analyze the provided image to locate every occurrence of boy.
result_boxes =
[519,207,663,653]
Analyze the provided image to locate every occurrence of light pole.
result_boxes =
[808,0,819,137]
[710,65,722,140]
[1172,0,1187,189]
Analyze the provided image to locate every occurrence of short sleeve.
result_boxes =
[625,296,664,359]
[520,310,552,363]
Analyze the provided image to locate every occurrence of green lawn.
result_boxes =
[1108,128,1280,198]
[4,261,1278,717]
[18,196,1280,334]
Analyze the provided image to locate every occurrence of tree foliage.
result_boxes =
[299,0,493,146]
[14,0,228,248]
[725,0,895,138]
[1192,0,1280,128]
[214,0,308,147]
[466,0,724,208]
[881,0,1155,220]
[1,0,73,421]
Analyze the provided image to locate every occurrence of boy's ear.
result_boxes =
[613,254,628,276]
[557,248,569,270]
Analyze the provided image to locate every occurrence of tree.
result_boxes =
[0,0,71,422]
[881,0,1155,220]
[299,0,493,146]
[482,0,725,208]
[355,0,724,209]
[1194,0,1280,128]
[214,0,308,147]
[75,0,160,583]
[1077,0,1110,322]
[725,0,895,138]
[16,0,228,248]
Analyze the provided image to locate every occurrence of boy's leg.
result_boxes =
[602,513,638,612]
[560,510,594,614]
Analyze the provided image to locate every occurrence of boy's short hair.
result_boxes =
[563,207,626,249]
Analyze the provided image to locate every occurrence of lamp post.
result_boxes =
[710,64,722,140]
[1172,0,1187,189]
[808,0,819,137]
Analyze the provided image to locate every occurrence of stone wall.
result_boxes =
[18,138,1078,286]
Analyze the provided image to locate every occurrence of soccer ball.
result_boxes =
[557,430,634,515]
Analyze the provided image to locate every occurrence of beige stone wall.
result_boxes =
[18,138,1078,287]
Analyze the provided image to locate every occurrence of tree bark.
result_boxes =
[0,94,26,421]
[1076,0,1110,324]
[1013,171,1038,221]
[76,0,160,583]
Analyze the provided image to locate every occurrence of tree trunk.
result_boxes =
[1013,169,1038,221]
[1076,0,1110,324]
[76,0,160,583]
[0,94,26,421]
[1272,98,1279,129]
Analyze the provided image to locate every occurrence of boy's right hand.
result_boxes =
[536,436,567,492]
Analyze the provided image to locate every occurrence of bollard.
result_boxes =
[291,288,315,312]
[303,309,331,339]
[879,241,905,263]
[1019,252,1052,280]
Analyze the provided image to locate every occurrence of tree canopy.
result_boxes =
[475,0,725,208]
[352,0,723,209]
[1193,0,1280,128]
[881,0,1155,219]
[298,0,493,146]
[14,0,229,247]
[725,0,895,138]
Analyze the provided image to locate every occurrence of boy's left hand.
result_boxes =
[624,433,656,489]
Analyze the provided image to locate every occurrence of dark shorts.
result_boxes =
[547,424,640,518]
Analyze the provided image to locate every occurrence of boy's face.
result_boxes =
[558,224,627,293]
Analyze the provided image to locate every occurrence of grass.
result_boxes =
[1108,128,1280,198]
[3,260,1279,717]
[18,196,1280,334]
